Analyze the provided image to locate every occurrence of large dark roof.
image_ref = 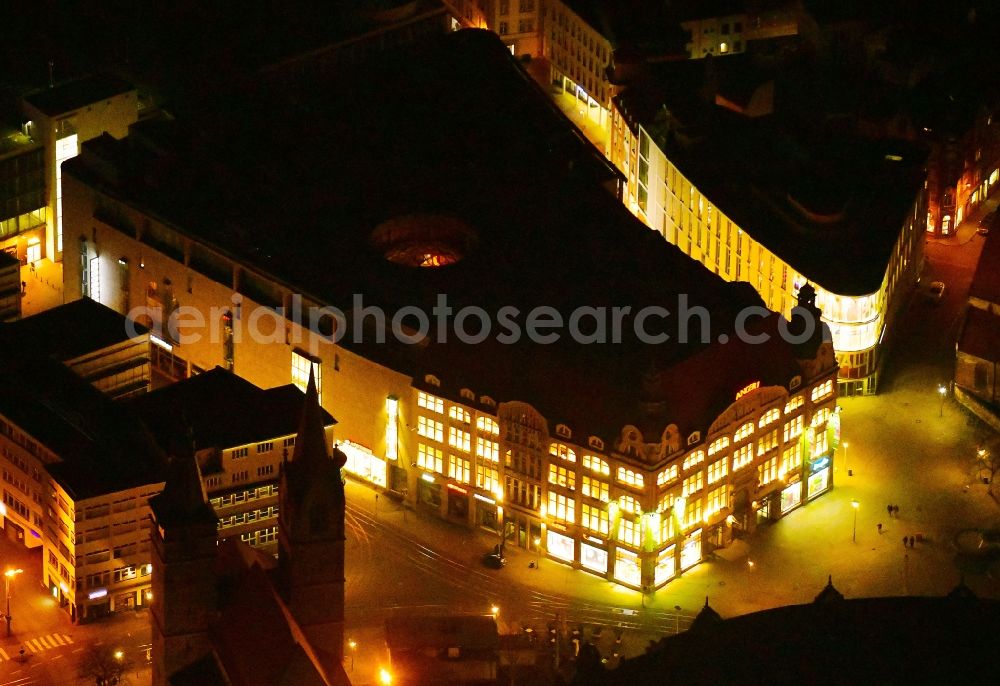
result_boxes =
[0,350,165,501]
[969,231,1000,306]
[0,298,147,362]
[67,29,812,443]
[129,367,335,452]
[958,307,1000,363]
[616,54,926,296]
[22,74,133,116]
[600,594,1000,685]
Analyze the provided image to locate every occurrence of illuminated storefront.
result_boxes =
[339,440,387,488]
[781,480,802,513]
[581,542,609,574]
[614,548,641,587]
[680,532,702,570]
[654,545,676,586]
[547,530,575,562]
[808,465,830,499]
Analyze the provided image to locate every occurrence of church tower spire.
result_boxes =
[149,446,218,686]
[278,367,346,675]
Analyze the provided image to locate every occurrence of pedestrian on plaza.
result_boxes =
[877,522,883,533]
[903,536,908,548]
[909,535,915,548]
[20,280,26,295]
[887,504,893,518]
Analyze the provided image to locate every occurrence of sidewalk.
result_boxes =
[20,257,63,317]
[926,196,998,247]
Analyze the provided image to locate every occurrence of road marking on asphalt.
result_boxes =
[61,634,73,644]
[0,647,7,660]
[25,640,39,653]
[50,634,65,646]
[36,636,52,649]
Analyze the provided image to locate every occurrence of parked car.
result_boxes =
[928,281,946,302]
[482,552,506,569]
[979,211,995,235]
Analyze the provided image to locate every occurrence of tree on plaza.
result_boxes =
[78,644,132,686]
[973,445,1000,494]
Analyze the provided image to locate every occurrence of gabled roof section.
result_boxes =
[129,367,335,452]
[0,298,147,363]
[23,74,134,117]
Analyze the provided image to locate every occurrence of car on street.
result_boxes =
[482,552,506,569]
[928,281,946,302]
[979,211,995,235]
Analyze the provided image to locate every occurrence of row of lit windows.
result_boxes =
[448,455,471,484]
[418,443,444,474]
[549,463,576,490]
[581,475,609,502]
[811,380,834,402]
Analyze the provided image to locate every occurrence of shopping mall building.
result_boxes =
[59,30,839,591]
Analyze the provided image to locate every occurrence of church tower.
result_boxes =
[278,368,346,674]
[148,447,219,686]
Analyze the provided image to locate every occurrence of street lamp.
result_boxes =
[378,667,393,685]
[114,650,124,661]
[938,384,946,417]
[843,441,850,476]
[534,536,542,568]
[4,568,23,637]
[347,639,357,672]
[851,500,859,543]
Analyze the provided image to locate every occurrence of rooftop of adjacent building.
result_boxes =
[597,580,1000,685]
[958,306,1000,363]
[0,297,147,363]
[0,126,40,157]
[0,349,165,501]
[969,228,1000,306]
[128,366,335,462]
[560,1,689,52]
[22,74,135,117]
[615,52,927,296]
[65,29,823,445]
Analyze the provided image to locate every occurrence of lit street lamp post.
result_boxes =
[347,639,357,672]
[938,384,946,417]
[534,536,542,569]
[851,500,859,543]
[843,441,850,476]
[4,568,23,637]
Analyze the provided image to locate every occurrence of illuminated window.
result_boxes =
[583,455,611,476]
[733,444,754,471]
[291,351,321,394]
[812,407,832,428]
[684,499,702,529]
[783,416,804,443]
[759,456,778,485]
[476,463,499,492]
[548,464,576,490]
[657,464,679,486]
[705,485,726,518]
[617,518,642,547]
[581,475,608,501]
[550,443,577,462]
[449,406,471,423]
[476,416,499,435]
[758,408,780,428]
[707,457,728,484]
[547,491,575,524]
[417,392,444,414]
[810,380,833,402]
[813,429,829,455]
[757,429,778,456]
[448,427,471,452]
[682,472,703,497]
[780,444,801,477]
[618,494,640,514]
[417,444,444,473]
[617,467,645,489]
[735,421,754,442]
[682,450,705,471]
[448,455,471,484]
[417,417,444,442]
[708,437,729,456]
[581,503,609,535]
[476,437,499,462]
[659,519,675,548]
